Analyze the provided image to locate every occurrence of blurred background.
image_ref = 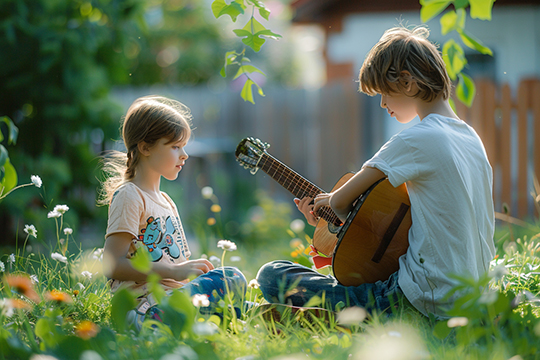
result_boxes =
[1,0,540,267]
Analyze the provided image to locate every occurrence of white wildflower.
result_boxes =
[8,254,15,263]
[63,228,73,235]
[47,210,62,218]
[447,317,469,328]
[30,275,39,284]
[53,205,69,214]
[24,224,38,238]
[248,279,259,289]
[77,282,86,290]
[201,186,213,199]
[191,294,210,307]
[217,239,237,252]
[0,299,14,318]
[0,261,4,272]
[209,256,221,266]
[92,248,104,260]
[31,175,42,188]
[337,306,367,326]
[290,219,305,233]
[51,252,67,263]
[81,271,93,279]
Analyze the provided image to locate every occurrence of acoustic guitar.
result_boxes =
[235,137,411,287]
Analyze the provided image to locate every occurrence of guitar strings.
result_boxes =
[258,153,341,226]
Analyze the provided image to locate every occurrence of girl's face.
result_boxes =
[380,90,418,124]
[145,136,189,181]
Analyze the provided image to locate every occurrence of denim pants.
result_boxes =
[128,266,246,331]
[256,260,403,313]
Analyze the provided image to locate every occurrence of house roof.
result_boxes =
[291,0,539,23]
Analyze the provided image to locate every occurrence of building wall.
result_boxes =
[326,5,540,90]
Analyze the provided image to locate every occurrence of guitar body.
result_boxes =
[235,137,411,288]
[332,179,411,287]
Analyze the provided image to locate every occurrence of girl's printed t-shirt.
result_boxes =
[106,182,192,295]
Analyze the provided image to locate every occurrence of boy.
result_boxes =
[256,26,495,318]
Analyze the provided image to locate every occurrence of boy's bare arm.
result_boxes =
[314,167,386,222]
[103,233,213,282]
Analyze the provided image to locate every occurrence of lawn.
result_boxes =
[1,184,540,360]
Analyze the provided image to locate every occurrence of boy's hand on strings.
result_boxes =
[172,259,214,280]
[294,197,318,226]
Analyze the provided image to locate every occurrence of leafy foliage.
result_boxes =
[212,0,282,104]
[420,0,495,107]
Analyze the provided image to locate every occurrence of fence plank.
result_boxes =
[517,82,529,218]
[534,81,540,218]
[500,84,512,211]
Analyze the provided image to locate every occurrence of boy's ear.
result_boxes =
[138,141,151,156]
[399,70,415,93]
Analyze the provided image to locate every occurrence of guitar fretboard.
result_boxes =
[258,153,342,227]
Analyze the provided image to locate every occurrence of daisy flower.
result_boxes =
[45,290,73,304]
[217,240,237,252]
[75,321,100,340]
[4,274,40,303]
[192,294,210,307]
[51,252,67,263]
[31,175,42,188]
[24,224,38,238]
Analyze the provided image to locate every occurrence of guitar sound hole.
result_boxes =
[327,223,341,234]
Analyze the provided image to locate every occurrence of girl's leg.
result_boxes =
[256,260,402,313]
[180,266,247,314]
[127,266,247,331]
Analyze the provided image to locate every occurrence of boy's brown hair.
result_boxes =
[358,26,451,102]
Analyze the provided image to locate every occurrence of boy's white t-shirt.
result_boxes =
[363,113,495,317]
[106,182,192,295]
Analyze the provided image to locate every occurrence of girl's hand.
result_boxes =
[294,197,318,226]
[171,259,214,281]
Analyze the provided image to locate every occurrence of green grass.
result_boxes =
[2,199,540,360]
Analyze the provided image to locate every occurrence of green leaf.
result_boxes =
[440,10,457,35]
[247,0,271,20]
[458,29,493,55]
[0,116,19,145]
[211,0,245,21]
[456,72,476,107]
[111,288,137,332]
[220,51,240,77]
[0,159,18,194]
[0,145,8,170]
[240,78,265,104]
[453,0,469,9]
[233,64,266,80]
[433,320,453,339]
[130,248,152,274]
[442,39,466,80]
[233,17,281,52]
[419,0,451,23]
[469,0,495,20]
[440,9,466,35]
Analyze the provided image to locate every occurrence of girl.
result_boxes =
[257,26,495,318]
[101,96,246,331]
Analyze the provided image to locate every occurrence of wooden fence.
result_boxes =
[456,78,540,219]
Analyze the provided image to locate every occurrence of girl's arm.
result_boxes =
[314,167,386,222]
[103,232,214,282]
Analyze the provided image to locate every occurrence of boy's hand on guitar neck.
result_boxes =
[294,197,318,226]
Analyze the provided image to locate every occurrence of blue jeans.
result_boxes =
[128,266,247,331]
[256,260,403,313]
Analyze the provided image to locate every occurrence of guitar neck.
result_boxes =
[257,153,342,226]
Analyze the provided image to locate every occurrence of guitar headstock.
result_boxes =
[235,137,270,174]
